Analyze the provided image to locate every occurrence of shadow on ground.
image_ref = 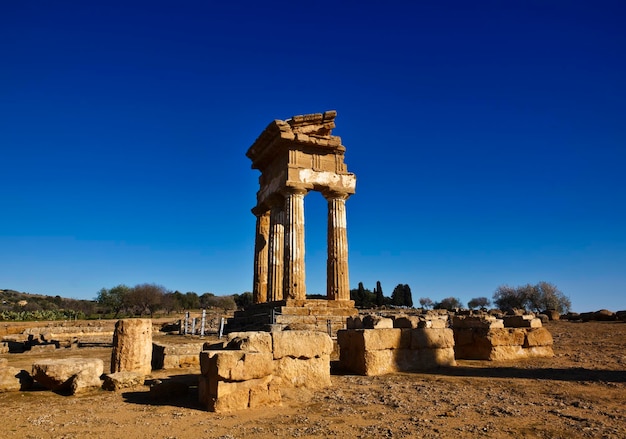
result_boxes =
[420,366,626,383]
[122,374,203,410]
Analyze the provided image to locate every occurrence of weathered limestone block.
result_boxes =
[203,375,281,413]
[523,346,554,357]
[454,326,554,360]
[32,358,103,394]
[102,371,145,391]
[111,319,152,375]
[523,327,553,347]
[274,355,331,388]
[489,345,525,361]
[200,351,274,381]
[338,328,456,375]
[272,330,333,359]
[226,332,273,353]
[392,315,419,328]
[0,367,33,392]
[411,328,455,349]
[486,328,526,346]
[420,348,456,368]
[362,315,393,329]
[152,342,204,369]
[337,328,410,352]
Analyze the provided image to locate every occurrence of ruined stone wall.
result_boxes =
[453,315,554,360]
[199,330,332,412]
[337,315,456,376]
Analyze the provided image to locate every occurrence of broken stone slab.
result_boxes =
[0,367,33,392]
[32,358,103,394]
[102,371,145,391]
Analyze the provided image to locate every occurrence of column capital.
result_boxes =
[322,189,351,201]
[251,204,270,216]
[281,185,308,197]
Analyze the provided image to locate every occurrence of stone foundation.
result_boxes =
[199,330,333,412]
[224,299,357,336]
[453,315,554,360]
[337,314,456,375]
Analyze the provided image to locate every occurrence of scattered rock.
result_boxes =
[102,371,145,391]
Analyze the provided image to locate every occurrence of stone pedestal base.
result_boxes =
[225,299,357,336]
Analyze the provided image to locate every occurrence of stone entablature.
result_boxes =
[247,111,356,304]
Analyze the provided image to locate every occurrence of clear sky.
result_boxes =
[1,1,625,312]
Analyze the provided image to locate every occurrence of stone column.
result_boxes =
[267,196,285,302]
[326,193,350,301]
[252,208,270,303]
[111,319,152,375]
[283,187,307,300]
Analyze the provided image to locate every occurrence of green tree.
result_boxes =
[419,297,433,309]
[527,282,571,314]
[492,285,525,311]
[128,283,166,316]
[96,284,130,317]
[492,282,570,314]
[374,281,384,307]
[468,297,491,310]
[233,292,254,309]
[350,282,375,308]
[391,284,406,306]
[434,297,463,310]
[403,284,413,307]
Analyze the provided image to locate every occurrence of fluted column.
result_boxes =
[283,187,307,300]
[326,193,350,301]
[252,208,270,303]
[267,196,285,302]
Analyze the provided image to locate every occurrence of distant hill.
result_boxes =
[0,289,97,318]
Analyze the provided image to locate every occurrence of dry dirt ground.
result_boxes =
[1,320,625,439]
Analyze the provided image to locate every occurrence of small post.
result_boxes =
[218,317,225,339]
[200,309,206,337]
[191,317,197,335]
[327,319,332,336]
[184,311,190,335]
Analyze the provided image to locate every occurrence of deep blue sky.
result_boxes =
[2,1,625,312]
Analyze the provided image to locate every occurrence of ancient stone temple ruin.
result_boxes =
[226,111,358,333]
